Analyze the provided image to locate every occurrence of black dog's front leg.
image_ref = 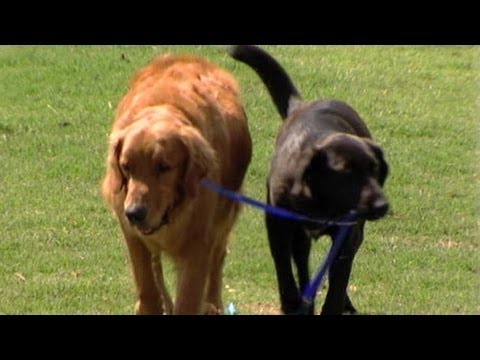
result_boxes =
[291,227,314,315]
[321,224,364,315]
[266,212,307,314]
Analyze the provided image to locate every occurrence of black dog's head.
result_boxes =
[289,133,389,221]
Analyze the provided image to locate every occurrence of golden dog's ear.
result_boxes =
[102,135,125,199]
[180,126,217,197]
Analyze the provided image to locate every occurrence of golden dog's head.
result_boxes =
[102,106,216,236]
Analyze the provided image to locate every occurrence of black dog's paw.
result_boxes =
[321,299,358,315]
[283,301,315,315]
[343,295,358,315]
[343,307,359,315]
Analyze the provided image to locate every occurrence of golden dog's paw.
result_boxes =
[162,297,174,315]
[203,303,223,315]
[135,299,164,315]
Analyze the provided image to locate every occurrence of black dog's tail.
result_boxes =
[229,45,302,120]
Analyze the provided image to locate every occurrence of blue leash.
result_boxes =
[200,179,357,314]
[299,210,357,314]
[200,179,356,227]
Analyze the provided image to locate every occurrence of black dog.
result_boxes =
[229,45,389,315]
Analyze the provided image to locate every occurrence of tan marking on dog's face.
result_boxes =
[325,149,348,172]
[301,183,312,198]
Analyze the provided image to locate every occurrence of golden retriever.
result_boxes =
[102,53,252,315]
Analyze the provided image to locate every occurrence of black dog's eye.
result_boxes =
[369,162,379,175]
[157,163,172,173]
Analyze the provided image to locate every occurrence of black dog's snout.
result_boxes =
[125,205,147,224]
[360,197,389,220]
[372,198,389,218]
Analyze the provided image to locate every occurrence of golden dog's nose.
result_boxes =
[125,205,147,225]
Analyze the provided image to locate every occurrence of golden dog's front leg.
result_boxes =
[151,254,173,315]
[173,246,211,315]
[204,244,227,314]
[124,233,164,315]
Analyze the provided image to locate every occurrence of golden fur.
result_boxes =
[102,54,252,314]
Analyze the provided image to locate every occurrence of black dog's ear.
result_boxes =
[364,139,389,186]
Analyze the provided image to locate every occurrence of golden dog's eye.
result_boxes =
[120,163,130,175]
[157,163,172,173]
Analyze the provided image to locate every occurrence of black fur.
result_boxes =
[229,45,390,315]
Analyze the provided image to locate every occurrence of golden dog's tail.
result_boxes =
[228,45,302,120]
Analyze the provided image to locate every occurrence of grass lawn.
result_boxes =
[0,45,477,314]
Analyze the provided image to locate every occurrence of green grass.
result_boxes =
[0,45,478,315]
